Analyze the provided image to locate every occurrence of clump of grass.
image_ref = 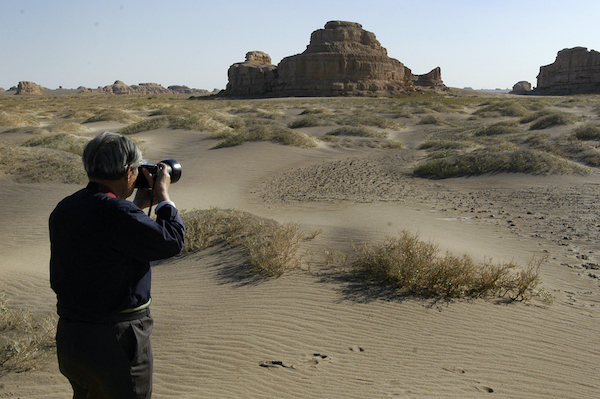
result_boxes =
[414,148,588,179]
[84,109,142,124]
[0,111,40,127]
[0,142,87,183]
[149,106,191,117]
[44,122,89,134]
[474,101,531,117]
[21,133,89,155]
[529,111,579,130]
[299,107,332,115]
[288,114,336,128]
[519,109,553,123]
[339,111,403,129]
[340,231,542,300]
[118,116,169,135]
[417,115,445,125]
[1,292,57,373]
[572,123,600,140]
[211,125,317,149]
[419,140,472,150]
[167,113,233,133]
[59,109,96,120]
[325,126,388,138]
[474,120,521,136]
[180,208,306,277]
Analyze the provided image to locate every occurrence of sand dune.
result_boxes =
[1,95,599,398]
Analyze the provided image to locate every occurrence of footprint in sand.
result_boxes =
[259,353,332,370]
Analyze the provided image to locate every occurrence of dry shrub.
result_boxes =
[84,109,142,124]
[417,115,445,125]
[288,114,336,128]
[167,113,233,133]
[474,101,531,117]
[573,123,600,140]
[0,292,56,373]
[211,125,317,148]
[474,120,521,136]
[0,111,39,127]
[45,122,89,134]
[345,231,542,300]
[21,133,89,155]
[340,110,403,129]
[149,106,191,117]
[181,208,304,277]
[118,116,169,135]
[325,126,388,138]
[419,140,472,150]
[529,111,578,130]
[0,142,87,183]
[414,148,588,178]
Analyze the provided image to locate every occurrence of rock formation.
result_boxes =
[168,85,210,95]
[534,47,600,95]
[222,21,444,97]
[96,81,207,95]
[15,81,44,95]
[225,51,278,96]
[509,81,532,95]
[413,67,445,89]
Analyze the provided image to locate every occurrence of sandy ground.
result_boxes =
[1,96,599,398]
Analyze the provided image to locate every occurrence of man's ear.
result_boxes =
[125,166,135,182]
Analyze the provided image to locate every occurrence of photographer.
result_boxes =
[49,131,185,398]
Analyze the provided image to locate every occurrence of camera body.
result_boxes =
[135,158,182,188]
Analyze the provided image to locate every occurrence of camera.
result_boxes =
[135,158,182,188]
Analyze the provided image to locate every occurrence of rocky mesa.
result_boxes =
[533,47,600,95]
[222,21,445,97]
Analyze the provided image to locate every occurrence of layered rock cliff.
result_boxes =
[223,21,444,97]
[534,47,600,95]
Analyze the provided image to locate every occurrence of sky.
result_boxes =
[1,0,599,91]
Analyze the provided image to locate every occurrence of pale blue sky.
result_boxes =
[1,0,599,91]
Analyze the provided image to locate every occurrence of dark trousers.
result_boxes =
[56,315,153,399]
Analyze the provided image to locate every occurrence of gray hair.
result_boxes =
[82,132,143,180]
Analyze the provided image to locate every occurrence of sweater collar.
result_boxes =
[87,182,117,198]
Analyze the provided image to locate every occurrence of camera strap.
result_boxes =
[147,178,156,216]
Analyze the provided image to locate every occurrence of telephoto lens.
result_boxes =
[135,158,182,188]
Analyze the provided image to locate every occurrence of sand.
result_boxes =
[1,94,599,398]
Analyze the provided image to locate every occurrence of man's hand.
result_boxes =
[133,165,171,209]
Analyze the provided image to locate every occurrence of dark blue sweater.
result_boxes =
[49,182,185,322]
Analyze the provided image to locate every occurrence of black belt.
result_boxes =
[61,307,151,324]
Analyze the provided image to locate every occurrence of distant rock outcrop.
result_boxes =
[534,47,600,95]
[510,81,532,95]
[413,67,445,89]
[222,21,445,97]
[97,81,207,95]
[225,51,278,96]
[168,85,210,95]
[16,81,44,95]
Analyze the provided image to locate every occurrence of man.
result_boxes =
[49,131,185,398]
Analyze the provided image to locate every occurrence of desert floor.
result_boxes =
[1,91,599,398]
